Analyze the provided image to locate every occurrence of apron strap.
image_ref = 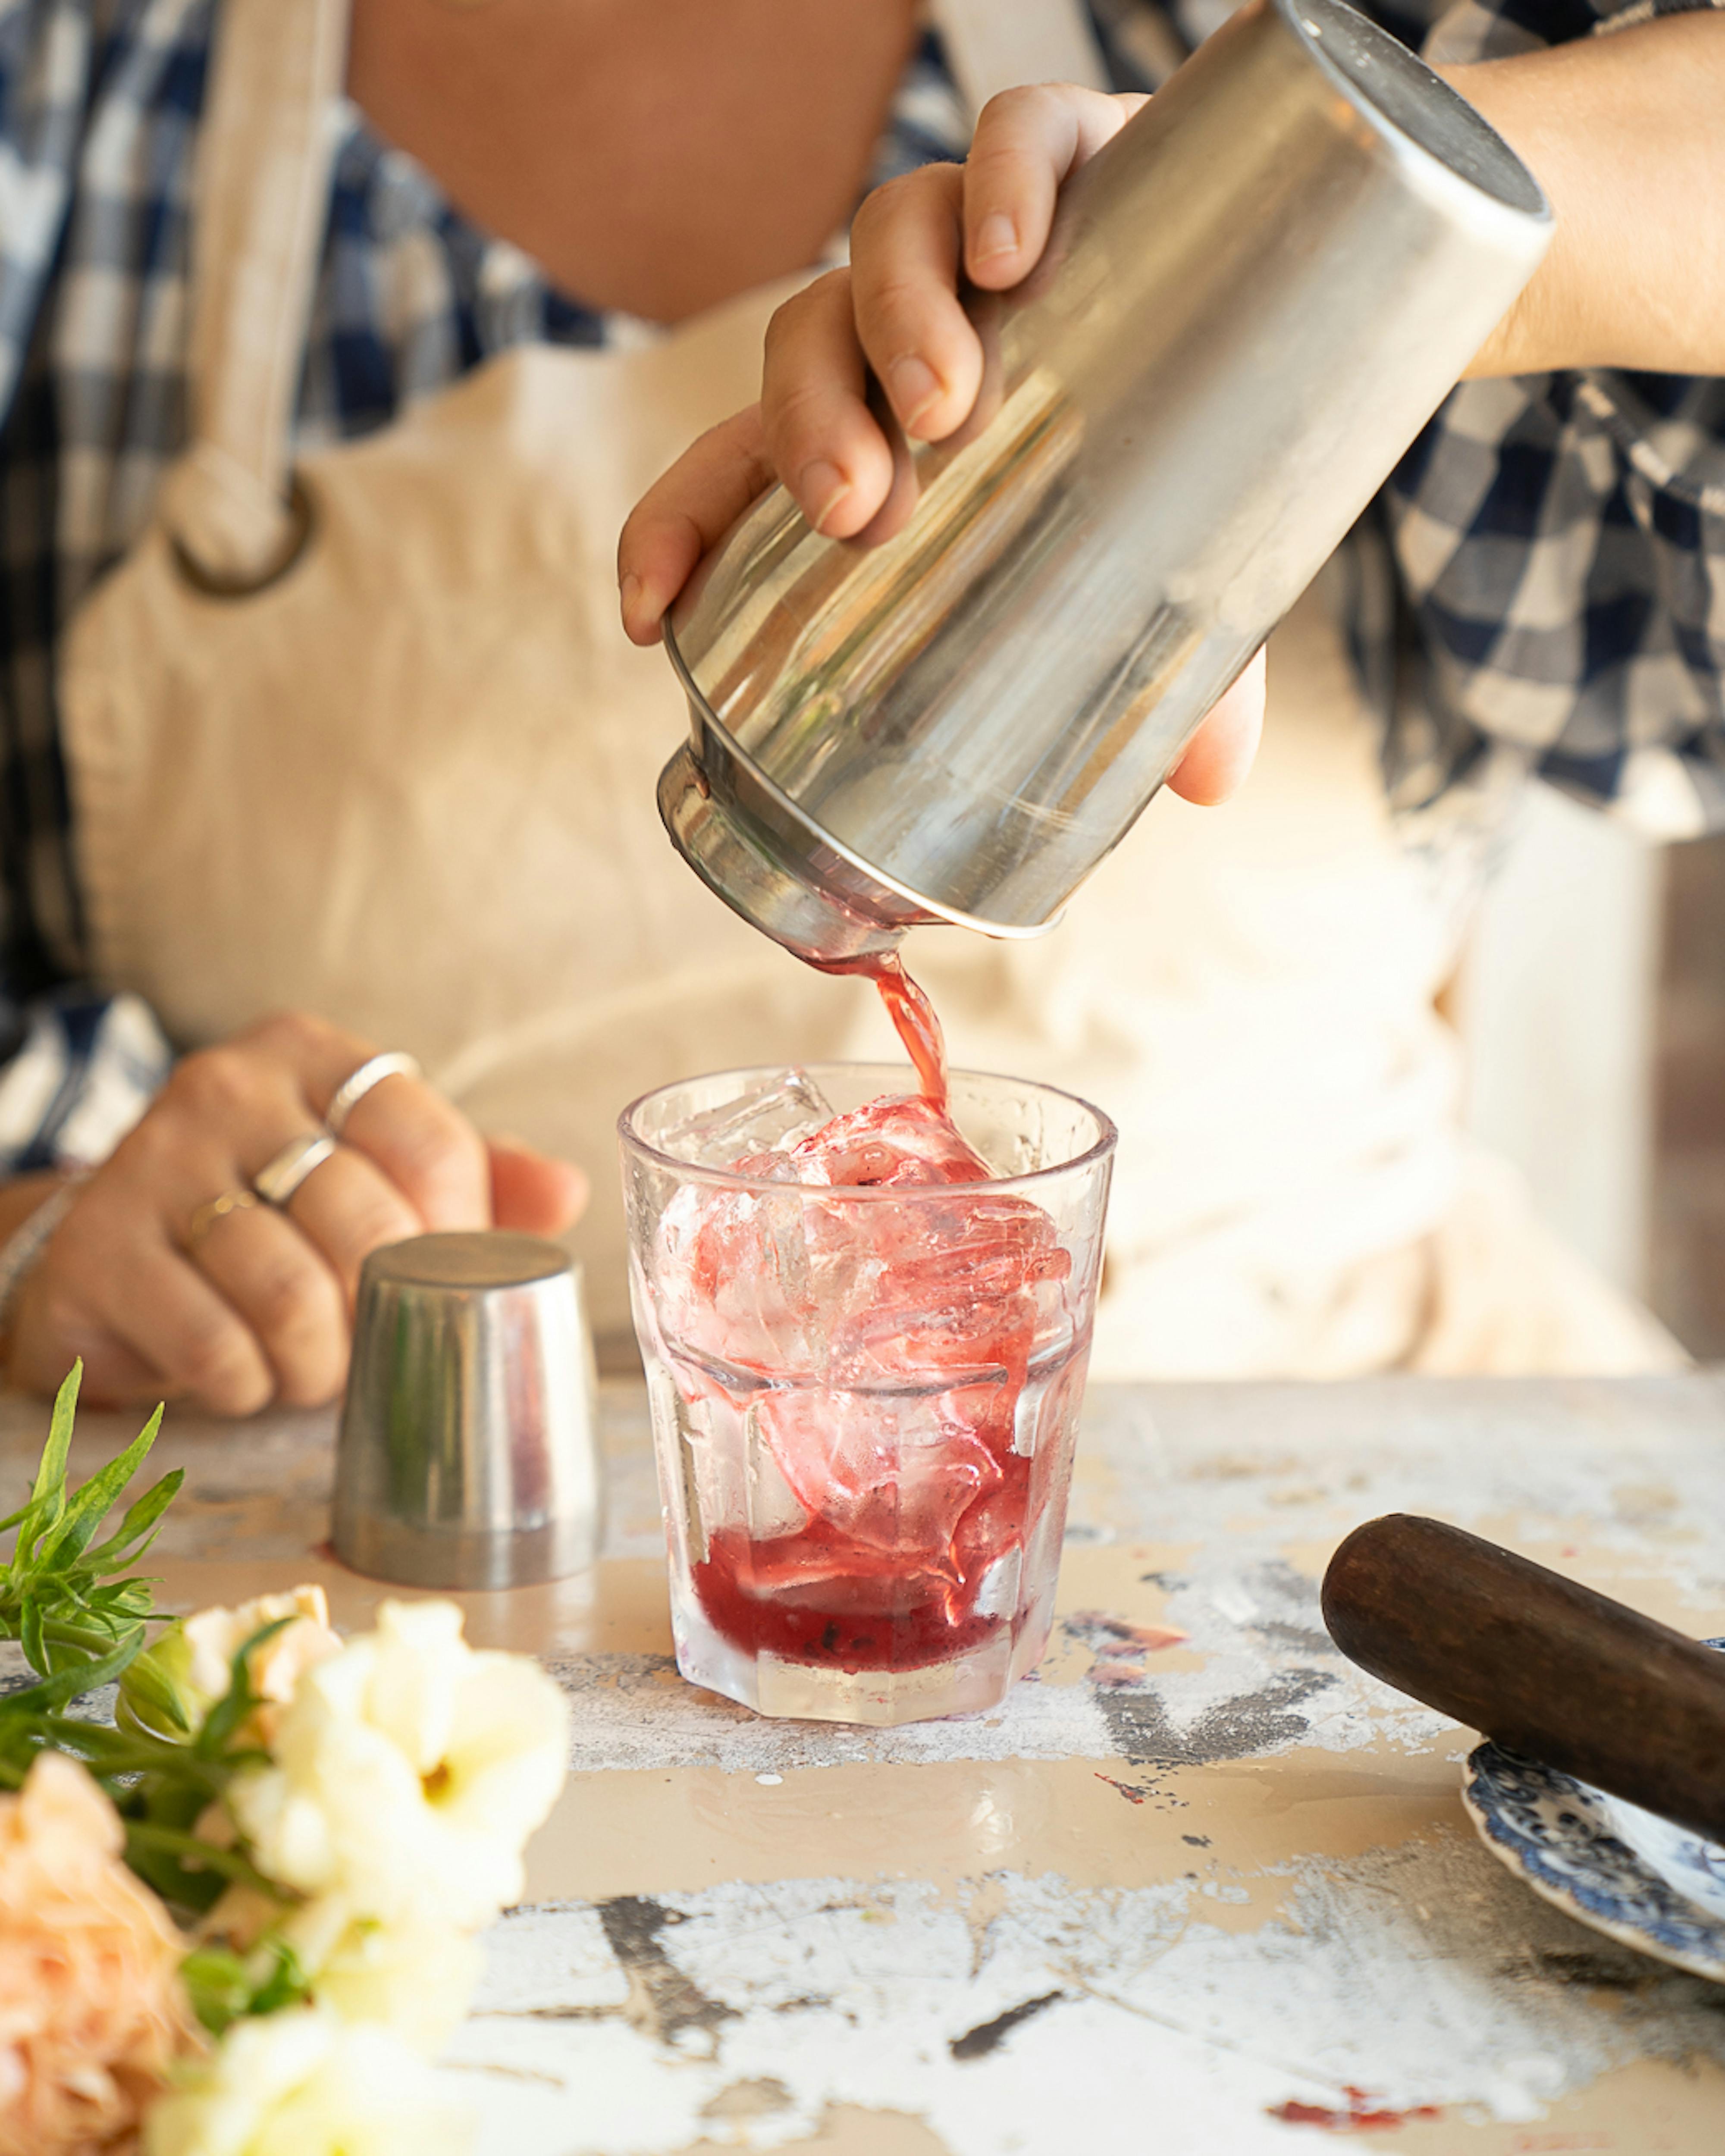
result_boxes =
[159,0,1098,581]
[928,0,1109,117]
[157,0,348,586]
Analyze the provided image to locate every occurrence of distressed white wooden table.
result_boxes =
[12,1372,1725,2155]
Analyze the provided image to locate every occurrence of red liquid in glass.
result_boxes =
[662,958,1078,1679]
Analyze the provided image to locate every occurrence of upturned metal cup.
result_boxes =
[332,1231,602,1589]
[659,0,1552,966]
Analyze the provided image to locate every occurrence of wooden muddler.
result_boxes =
[1321,1513,1725,1843]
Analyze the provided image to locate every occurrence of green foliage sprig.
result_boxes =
[0,1363,314,2027]
[0,1360,178,1688]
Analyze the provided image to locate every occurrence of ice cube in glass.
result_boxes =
[619,1064,1115,1725]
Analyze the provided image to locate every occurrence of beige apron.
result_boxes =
[56,0,1679,1376]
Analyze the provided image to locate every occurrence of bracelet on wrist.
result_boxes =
[0,1173,87,1357]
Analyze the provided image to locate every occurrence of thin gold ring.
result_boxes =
[186,1189,261,1250]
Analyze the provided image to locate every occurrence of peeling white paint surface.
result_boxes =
[16,1371,1725,2153]
[445,1837,1725,2155]
[438,1375,1725,2152]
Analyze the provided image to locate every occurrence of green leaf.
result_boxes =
[17,1595,45,1679]
[115,1646,194,1738]
[14,1362,82,1566]
[248,1937,311,2017]
[78,1467,182,1571]
[1,1626,141,1713]
[178,1934,312,2037]
[77,1589,143,1625]
[42,1405,163,1566]
[178,1946,254,2036]
[195,1617,293,1760]
[123,1820,277,1898]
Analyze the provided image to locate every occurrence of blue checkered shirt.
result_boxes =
[0,0,1718,1174]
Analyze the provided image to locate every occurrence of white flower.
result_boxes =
[198,1886,482,2055]
[282,1896,482,2053]
[228,1600,568,1931]
[143,2009,470,2156]
[185,1587,342,1718]
[123,1587,341,1747]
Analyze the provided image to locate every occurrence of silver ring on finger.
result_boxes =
[253,1132,339,1208]
[325,1051,421,1138]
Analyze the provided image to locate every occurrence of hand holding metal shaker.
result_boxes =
[658,0,1551,964]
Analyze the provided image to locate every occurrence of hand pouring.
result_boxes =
[658,0,1552,965]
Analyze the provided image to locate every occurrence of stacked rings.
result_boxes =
[185,1049,421,1250]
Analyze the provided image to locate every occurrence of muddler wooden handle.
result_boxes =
[1321,1513,1725,1844]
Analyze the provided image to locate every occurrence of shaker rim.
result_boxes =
[1275,0,1550,226]
[664,617,1063,945]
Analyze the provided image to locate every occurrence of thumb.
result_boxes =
[486,1138,590,1236]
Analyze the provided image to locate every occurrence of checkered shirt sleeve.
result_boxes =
[1382,0,1725,840]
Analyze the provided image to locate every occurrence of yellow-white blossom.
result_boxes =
[143,2009,470,2156]
[198,1885,482,2055]
[229,1599,568,1930]
[122,1586,340,1746]
[283,1896,482,2053]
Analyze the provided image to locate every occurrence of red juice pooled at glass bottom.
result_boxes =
[649,960,1090,1680]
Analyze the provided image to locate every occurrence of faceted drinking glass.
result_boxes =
[618,1064,1115,1724]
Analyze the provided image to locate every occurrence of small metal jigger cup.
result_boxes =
[332,1231,602,1590]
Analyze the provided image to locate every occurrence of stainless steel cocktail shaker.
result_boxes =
[333,1232,602,1589]
[657,0,1550,965]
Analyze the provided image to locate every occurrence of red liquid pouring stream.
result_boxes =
[680,949,1079,1676]
[836,951,950,1110]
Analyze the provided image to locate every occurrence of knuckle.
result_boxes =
[174,1329,271,1417]
[342,1197,418,1260]
[168,1044,256,1121]
[764,271,849,358]
[253,1260,336,1353]
[851,174,913,238]
[247,1007,336,1060]
[23,1280,85,1354]
[979,83,1050,127]
[762,296,811,366]
[769,376,836,438]
[382,1106,485,1217]
[275,1350,346,1412]
[118,1110,182,1182]
[867,269,934,325]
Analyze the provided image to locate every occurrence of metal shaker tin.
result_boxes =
[659,0,1551,965]
[332,1231,602,1590]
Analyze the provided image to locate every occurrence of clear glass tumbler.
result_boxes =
[619,1064,1115,1724]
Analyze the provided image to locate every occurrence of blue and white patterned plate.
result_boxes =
[1462,1639,1725,1984]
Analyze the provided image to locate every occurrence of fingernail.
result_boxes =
[974,213,1018,265]
[888,353,942,431]
[619,570,642,624]
[801,460,853,533]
